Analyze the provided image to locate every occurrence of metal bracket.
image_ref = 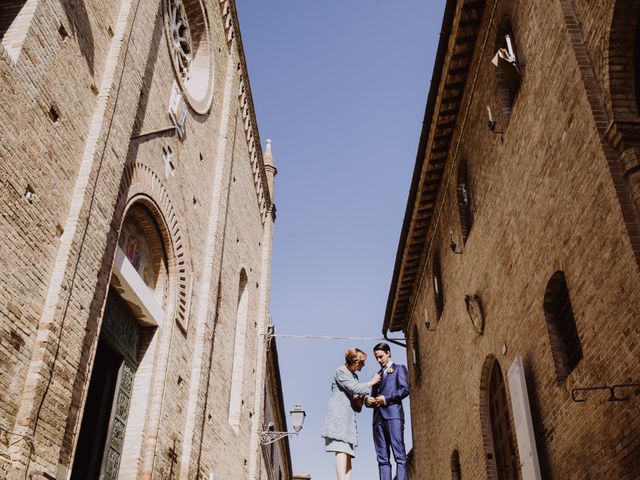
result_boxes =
[260,422,300,445]
[260,430,299,445]
[571,383,640,403]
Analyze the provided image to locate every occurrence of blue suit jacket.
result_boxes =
[370,363,410,421]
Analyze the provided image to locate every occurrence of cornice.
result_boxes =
[384,0,487,334]
[218,0,272,225]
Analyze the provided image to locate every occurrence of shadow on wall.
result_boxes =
[523,359,552,480]
[56,0,166,468]
[61,0,95,75]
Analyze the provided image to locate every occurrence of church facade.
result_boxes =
[385,0,640,478]
[0,0,279,479]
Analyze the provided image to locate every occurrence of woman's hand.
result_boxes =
[370,372,381,386]
[351,394,365,411]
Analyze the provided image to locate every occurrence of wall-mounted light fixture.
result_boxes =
[424,307,436,331]
[486,106,503,134]
[260,404,306,445]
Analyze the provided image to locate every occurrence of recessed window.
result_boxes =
[228,269,250,430]
[543,271,583,382]
[492,18,521,123]
[451,449,461,480]
[456,160,474,243]
[118,203,169,303]
[433,252,444,320]
[411,324,422,383]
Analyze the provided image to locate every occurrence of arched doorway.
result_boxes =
[71,202,170,479]
[480,356,519,480]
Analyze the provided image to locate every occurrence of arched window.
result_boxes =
[543,271,582,382]
[163,0,215,113]
[228,269,249,430]
[493,17,521,123]
[480,356,519,480]
[451,449,462,480]
[411,324,422,383]
[433,252,444,320]
[119,205,168,289]
[457,160,474,243]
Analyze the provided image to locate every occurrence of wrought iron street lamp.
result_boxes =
[260,404,306,445]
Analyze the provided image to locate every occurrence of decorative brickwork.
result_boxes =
[116,162,191,332]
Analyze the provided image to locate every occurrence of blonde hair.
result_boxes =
[345,348,367,366]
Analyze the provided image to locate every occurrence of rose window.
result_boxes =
[163,0,214,114]
[167,0,193,80]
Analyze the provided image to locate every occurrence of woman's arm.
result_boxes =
[335,368,371,396]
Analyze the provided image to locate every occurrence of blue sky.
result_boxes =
[235,1,445,478]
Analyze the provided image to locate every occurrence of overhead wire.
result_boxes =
[265,334,406,342]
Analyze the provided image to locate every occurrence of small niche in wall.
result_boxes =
[58,24,69,41]
[48,105,60,123]
[163,146,175,177]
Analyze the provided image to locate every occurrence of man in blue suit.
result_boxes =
[366,342,410,480]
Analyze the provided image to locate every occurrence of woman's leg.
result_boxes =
[345,455,353,480]
[335,452,347,480]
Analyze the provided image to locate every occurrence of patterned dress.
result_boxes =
[322,365,371,457]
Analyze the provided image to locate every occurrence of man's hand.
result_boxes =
[366,396,385,407]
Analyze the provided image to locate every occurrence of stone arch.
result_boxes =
[71,162,191,479]
[479,355,519,480]
[115,162,192,331]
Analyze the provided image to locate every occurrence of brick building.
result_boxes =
[384,0,640,478]
[0,0,280,479]
[260,334,293,480]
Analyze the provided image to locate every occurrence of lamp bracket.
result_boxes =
[260,430,299,445]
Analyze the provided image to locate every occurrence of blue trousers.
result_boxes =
[373,417,407,480]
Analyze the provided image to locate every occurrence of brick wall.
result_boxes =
[395,0,640,478]
[0,0,275,478]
